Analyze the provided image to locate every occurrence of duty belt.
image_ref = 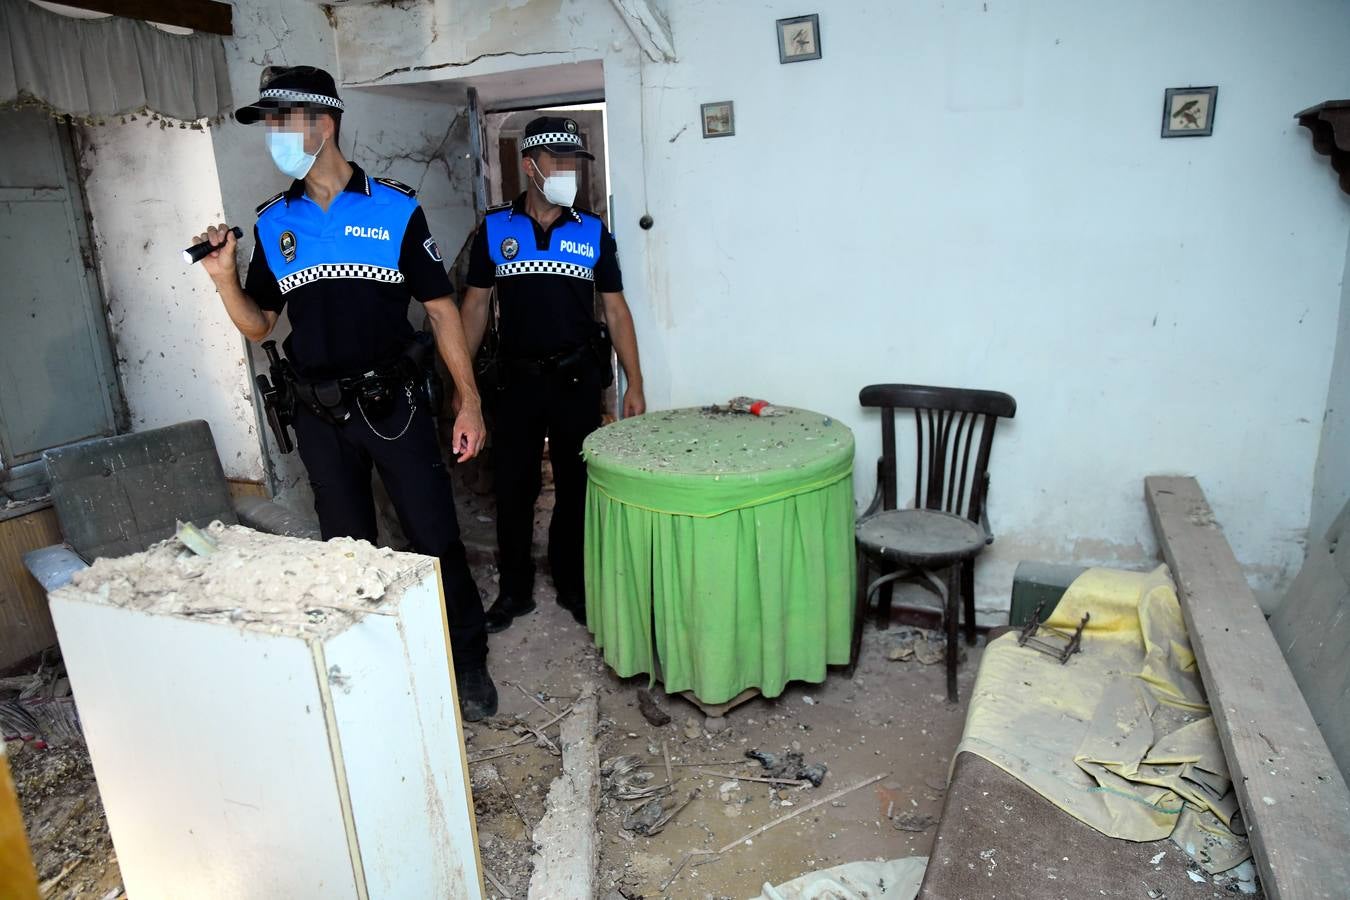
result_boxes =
[504,343,596,378]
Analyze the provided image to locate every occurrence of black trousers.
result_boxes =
[491,367,603,601]
[293,390,488,671]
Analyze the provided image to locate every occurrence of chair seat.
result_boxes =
[856,508,987,568]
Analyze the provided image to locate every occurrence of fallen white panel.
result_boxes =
[48,524,483,900]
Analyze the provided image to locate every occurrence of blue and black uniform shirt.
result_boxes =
[466,192,622,360]
[245,163,452,378]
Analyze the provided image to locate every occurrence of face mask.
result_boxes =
[531,164,578,207]
[266,131,325,180]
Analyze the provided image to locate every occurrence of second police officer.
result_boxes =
[462,116,646,633]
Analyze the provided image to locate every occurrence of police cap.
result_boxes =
[235,65,345,125]
[520,116,595,160]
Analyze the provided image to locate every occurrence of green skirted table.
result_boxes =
[582,407,856,705]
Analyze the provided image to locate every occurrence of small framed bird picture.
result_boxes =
[1161,86,1218,138]
[777,14,822,63]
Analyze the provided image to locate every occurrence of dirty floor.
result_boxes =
[10,463,974,900]
[8,739,121,899]
[468,561,976,900]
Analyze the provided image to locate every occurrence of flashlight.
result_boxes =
[182,227,243,264]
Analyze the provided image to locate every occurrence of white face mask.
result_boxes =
[266,131,325,180]
[530,164,578,207]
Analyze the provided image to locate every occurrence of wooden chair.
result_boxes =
[851,384,1017,701]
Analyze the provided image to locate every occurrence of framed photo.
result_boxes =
[701,101,735,138]
[777,14,821,63]
[1161,86,1218,138]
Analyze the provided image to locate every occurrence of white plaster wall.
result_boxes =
[1311,232,1350,541]
[333,0,1350,612]
[77,123,264,480]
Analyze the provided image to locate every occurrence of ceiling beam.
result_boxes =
[47,0,233,36]
[606,0,675,63]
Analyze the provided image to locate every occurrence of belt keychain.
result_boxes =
[357,383,417,441]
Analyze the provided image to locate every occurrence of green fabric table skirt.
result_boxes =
[583,407,856,704]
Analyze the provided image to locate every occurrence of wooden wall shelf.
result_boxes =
[1297,100,1350,195]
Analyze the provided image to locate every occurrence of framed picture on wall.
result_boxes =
[1161,86,1218,137]
[777,14,821,63]
[701,101,735,138]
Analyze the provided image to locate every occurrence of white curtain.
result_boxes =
[0,0,232,124]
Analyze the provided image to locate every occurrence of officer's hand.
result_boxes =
[623,384,647,418]
[193,223,237,283]
[452,405,487,463]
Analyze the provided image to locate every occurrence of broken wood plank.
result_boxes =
[716,772,888,854]
[1145,475,1350,900]
[49,0,233,35]
[526,686,599,900]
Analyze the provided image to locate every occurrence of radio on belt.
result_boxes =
[182,227,243,264]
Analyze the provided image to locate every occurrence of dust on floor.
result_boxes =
[8,739,121,899]
[10,466,972,900]
[469,564,977,900]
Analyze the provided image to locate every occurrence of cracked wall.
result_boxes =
[76,122,264,481]
[329,0,1350,614]
[73,0,481,531]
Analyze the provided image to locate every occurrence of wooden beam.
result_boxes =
[1145,476,1350,900]
[527,687,599,899]
[49,0,233,36]
[606,0,676,62]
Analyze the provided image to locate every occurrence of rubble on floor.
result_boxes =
[471,566,976,899]
[10,562,974,900]
[8,740,121,899]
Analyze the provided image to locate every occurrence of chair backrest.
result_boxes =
[44,420,237,561]
[859,384,1017,524]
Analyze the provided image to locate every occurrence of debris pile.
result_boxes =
[885,626,967,666]
[745,748,829,787]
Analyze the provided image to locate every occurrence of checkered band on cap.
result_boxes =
[520,132,584,151]
[277,264,403,294]
[495,260,595,281]
[260,88,345,111]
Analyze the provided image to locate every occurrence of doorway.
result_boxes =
[478,101,618,417]
[484,103,611,220]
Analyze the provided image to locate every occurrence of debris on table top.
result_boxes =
[703,396,787,417]
[583,405,852,477]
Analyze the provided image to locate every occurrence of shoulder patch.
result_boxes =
[255,190,286,216]
[374,177,417,197]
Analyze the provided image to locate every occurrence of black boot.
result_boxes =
[556,590,586,627]
[457,666,498,722]
[484,591,536,633]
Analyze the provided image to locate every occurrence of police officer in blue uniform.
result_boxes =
[462,116,646,633]
[191,67,498,719]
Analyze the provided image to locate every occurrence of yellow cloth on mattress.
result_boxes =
[956,566,1249,872]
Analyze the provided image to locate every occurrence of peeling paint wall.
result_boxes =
[76,123,264,481]
[332,0,1350,613]
[74,0,481,527]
